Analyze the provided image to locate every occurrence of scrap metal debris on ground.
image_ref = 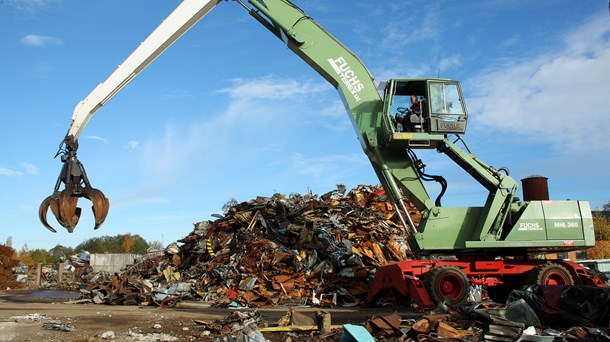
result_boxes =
[181,299,610,341]
[65,184,610,341]
[78,184,420,307]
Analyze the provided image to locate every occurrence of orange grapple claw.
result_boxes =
[40,138,109,233]
[82,187,110,230]
[39,192,59,233]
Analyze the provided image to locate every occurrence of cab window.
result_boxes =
[429,83,464,121]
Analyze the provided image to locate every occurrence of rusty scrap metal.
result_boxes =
[75,185,420,307]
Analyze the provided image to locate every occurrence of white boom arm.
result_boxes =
[67,0,222,140]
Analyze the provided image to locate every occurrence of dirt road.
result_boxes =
[0,290,412,341]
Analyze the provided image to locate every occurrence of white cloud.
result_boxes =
[467,13,610,153]
[289,152,365,178]
[125,76,340,201]
[319,100,345,118]
[438,55,462,73]
[21,34,62,47]
[6,0,61,12]
[0,167,19,177]
[374,62,433,81]
[85,135,108,143]
[125,140,139,151]
[217,76,328,100]
[135,100,255,190]
[0,163,38,177]
[20,162,38,175]
[381,3,440,49]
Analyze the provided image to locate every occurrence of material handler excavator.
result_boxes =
[39,0,605,307]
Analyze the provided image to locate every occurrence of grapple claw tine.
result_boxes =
[49,193,69,228]
[83,187,110,230]
[39,194,58,233]
[58,190,81,232]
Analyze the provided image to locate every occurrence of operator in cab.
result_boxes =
[395,95,426,132]
[408,95,422,116]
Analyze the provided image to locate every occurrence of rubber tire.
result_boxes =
[486,285,512,304]
[527,262,574,286]
[425,265,470,306]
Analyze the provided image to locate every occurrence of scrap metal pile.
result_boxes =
[80,184,421,306]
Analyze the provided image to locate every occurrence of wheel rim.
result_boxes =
[437,273,465,300]
[544,271,569,285]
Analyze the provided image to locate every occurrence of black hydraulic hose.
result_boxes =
[406,149,447,206]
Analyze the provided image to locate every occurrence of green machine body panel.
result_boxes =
[411,207,484,250]
[540,200,587,240]
[411,200,594,255]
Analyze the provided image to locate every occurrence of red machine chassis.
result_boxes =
[367,259,606,308]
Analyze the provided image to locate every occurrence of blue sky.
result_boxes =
[1,0,609,251]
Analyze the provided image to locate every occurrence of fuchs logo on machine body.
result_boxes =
[518,222,542,231]
[328,57,364,102]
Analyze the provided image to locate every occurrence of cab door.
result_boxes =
[427,81,468,134]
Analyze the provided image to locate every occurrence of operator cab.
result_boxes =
[381,79,468,147]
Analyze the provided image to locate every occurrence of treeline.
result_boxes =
[11,234,164,266]
[5,201,610,267]
[589,211,610,259]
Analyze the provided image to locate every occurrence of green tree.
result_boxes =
[49,245,75,263]
[75,234,149,254]
[603,200,610,212]
[593,211,610,241]
[587,212,610,259]
[16,245,34,267]
[29,249,54,264]
[131,235,149,254]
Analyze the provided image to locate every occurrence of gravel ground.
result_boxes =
[0,289,414,341]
